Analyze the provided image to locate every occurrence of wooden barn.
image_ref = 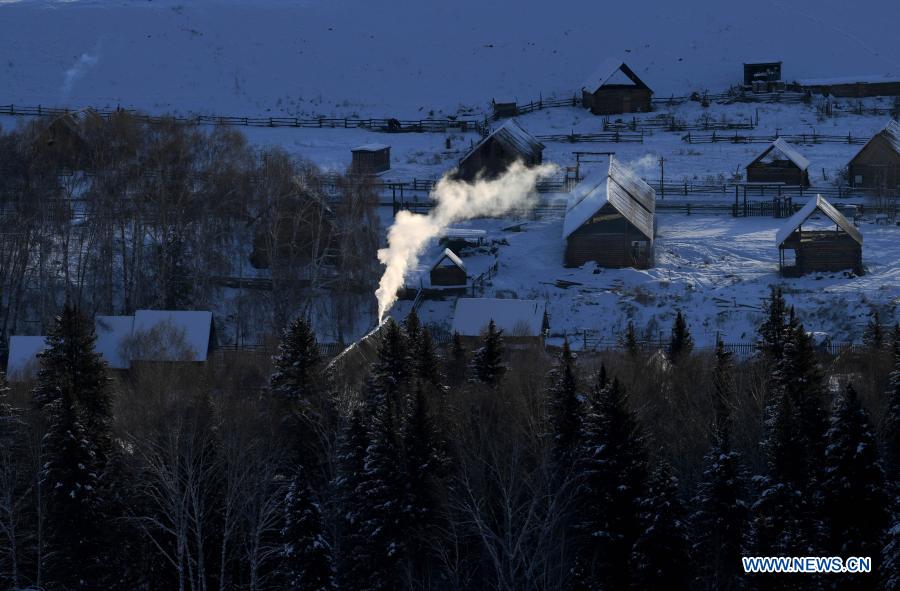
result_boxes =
[451,298,547,348]
[743,61,782,90]
[799,75,900,98]
[581,59,652,115]
[847,119,900,191]
[746,138,810,187]
[562,156,656,268]
[457,119,544,181]
[776,195,863,276]
[351,144,391,174]
[430,248,467,287]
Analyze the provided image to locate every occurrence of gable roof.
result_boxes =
[850,119,900,164]
[460,119,544,165]
[582,59,651,92]
[775,194,862,247]
[750,138,810,171]
[5,336,48,381]
[351,143,390,152]
[451,298,546,337]
[562,156,656,240]
[432,247,466,272]
[131,310,214,362]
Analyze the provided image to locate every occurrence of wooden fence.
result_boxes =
[535,131,644,143]
[603,113,756,133]
[492,95,581,119]
[682,131,868,145]
[0,103,488,135]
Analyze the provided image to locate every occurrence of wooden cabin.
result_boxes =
[563,156,656,268]
[451,298,547,348]
[491,99,519,119]
[799,75,900,98]
[847,119,900,191]
[457,119,544,181]
[743,61,782,90]
[581,60,652,115]
[746,138,810,187]
[776,195,863,276]
[430,248,467,287]
[351,144,391,174]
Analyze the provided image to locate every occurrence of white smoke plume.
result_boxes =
[375,160,558,321]
[61,51,100,102]
[628,153,659,176]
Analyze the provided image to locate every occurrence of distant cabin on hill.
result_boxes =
[847,119,900,191]
[776,195,862,276]
[430,248,467,287]
[351,144,391,175]
[451,298,548,348]
[746,138,810,187]
[562,156,656,269]
[457,119,544,181]
[581,60,652,115]
[743,61,782,92]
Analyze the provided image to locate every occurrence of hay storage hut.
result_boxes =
[457,119,544,181]
[847,119,900,191]
[776,195,863,276]
[563,156,656,268]
[746,138,810,187]
[351,144,391,174]
[581,59,652,115]
[430,248,467,287]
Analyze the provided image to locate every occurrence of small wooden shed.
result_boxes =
[743,61,782,87]
[776,195,863,276]
[351,144,391,174]
[430,248,467,287]
[562,156,656,268]
[847,119,900,191]
[581,59,652,115]
[746,138,810,187]
[457,119,544,181]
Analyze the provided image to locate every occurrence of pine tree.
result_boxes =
[413,327,443,389]
[333,409,368,590]
[355,378,406,591]
[757,286,789,359]
[547,339,581,471]
[884,517,900,591]
[0,371,25,591]
[403,309,422,353]
[623,320,640,357]
[472,319,505,386]
[821,384,888,589]
[571,377,648,590]
[446,331,467,386]
[712,337,734,430]
[862,309,885,351]
[374,318,411,398]
[883,325,900,484]
[667,311,693,363]
[279,466,336,591]
[631,462,693,590]
[270,316,322,406]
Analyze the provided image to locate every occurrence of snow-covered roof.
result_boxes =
[131,310,214,362]
[442,228,487,238]
[750,138,810,171]
[582,59,650,92]
[849,119,900,164]
[562,156,656,240]
[94,315,135,370]
[6,336,48,381]
[351,143,390,152]
[451,298,545,337]
[775,195,862,247]
[432,247,466,271]
[460,119,544,165]
[798,73,900,86]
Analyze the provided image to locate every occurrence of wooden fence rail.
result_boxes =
[683,131,869,145]
[535,131,644,143]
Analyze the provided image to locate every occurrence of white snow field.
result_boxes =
[1,0,899,117]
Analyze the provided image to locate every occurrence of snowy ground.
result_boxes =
[397,213,899,347]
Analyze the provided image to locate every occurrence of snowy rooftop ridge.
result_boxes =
[775,194,862,247]
[433,248,466,271]
[460,119,544,165]
[562,156,656,240]
[880,119,900,153]
[752,138,810,171]
[451,298,545,337]
[351,143,390,152]
[581,59,650,92]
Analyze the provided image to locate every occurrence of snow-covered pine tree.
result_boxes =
[547,339,581,471]
[413,327,443,389]
[862,309,885,352]
[756,286,789,360]
[631,461,693,590]
[373,318,411,399]
[403,309,422,354]
[472,319,505,386]
[884,516,900,591]
[333,409,368,590]
[279,465,336,591]
[691,421,750,590]
[667,311,693,363]
[821,383,889,587]
[446,331,467,387]
[270,315,322,406]
[883,324,900,484]
[571,376,648,590]
[355,378,406,591]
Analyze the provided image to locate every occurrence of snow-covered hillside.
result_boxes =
[1,0,899,117]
